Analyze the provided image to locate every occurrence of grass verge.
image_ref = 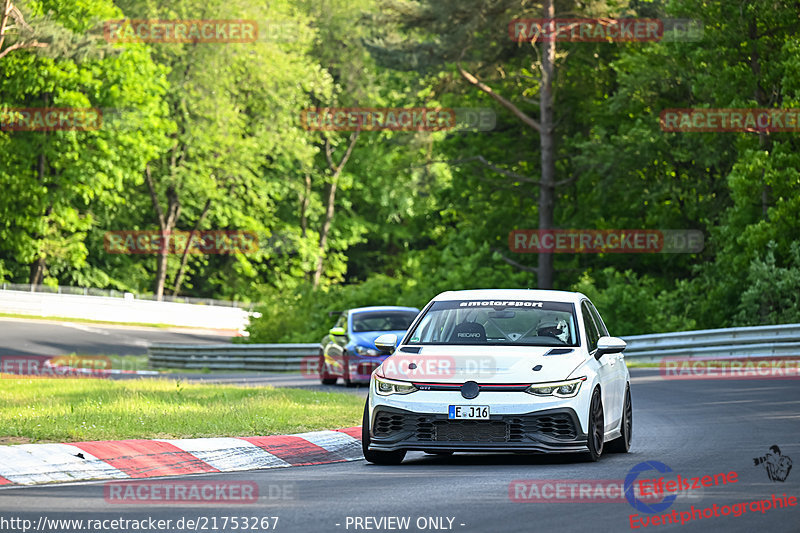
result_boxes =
[0,376,363,444]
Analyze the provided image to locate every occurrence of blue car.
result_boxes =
[319,306,420,386]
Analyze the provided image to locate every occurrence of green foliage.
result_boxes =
[2,0,799,337]
[0,0,172,286]
[734,242,800,326]
[572,268,696,336]
[246,276,410,343]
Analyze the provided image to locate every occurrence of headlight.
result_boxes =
[374,376,418,396]
[355,345,381,356]
[525,377,587,398]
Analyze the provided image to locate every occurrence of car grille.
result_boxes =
[509,413,578,440]
[373,413,414,437]
[434,421,508,442]
[373,410,578,443]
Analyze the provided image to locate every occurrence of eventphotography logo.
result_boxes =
[753,445,793,482]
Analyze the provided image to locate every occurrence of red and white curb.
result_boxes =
[0,427,362,486]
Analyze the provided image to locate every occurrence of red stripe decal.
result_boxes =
[240,436,335,466]
[0,475,13,485]
[333,426,362,440]
[73,440,219,478]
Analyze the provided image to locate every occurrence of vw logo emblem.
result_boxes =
[461,381,480,399]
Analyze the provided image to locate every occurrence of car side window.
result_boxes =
[587,301,609,337]
[581,301,600,353]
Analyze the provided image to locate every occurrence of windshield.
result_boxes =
[351,311,418,333]
[406,300,578,346]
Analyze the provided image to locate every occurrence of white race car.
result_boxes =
[362,289,632,464]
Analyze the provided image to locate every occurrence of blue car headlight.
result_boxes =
[355,345,381,356]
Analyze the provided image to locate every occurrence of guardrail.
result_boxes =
[147,323,800,371]
[148,343,319,371]
[621,323,800,362]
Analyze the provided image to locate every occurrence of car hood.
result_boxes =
[350,330,408,350]
[377,345,587,384]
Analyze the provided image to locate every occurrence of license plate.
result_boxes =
[448,405,490,419]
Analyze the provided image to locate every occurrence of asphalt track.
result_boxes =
[0,317,234,356]
[1,368,798,533]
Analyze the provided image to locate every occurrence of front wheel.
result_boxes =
[319,354,337,385]
[584,387,604,462]
[362,402,406,465]
[607,385,632,453]
[342,353,354,387]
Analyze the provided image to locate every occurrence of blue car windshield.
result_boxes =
[406,300,579,346]
[351,311,418,332]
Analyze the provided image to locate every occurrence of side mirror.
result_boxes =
[329,326,346,337]
[374,333,398,355]
[595,336,627,359]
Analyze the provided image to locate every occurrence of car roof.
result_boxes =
[348,306,420,314]
[430,288,587,304]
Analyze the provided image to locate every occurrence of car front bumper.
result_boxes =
[367,388,591,453]
[346,357,384,382]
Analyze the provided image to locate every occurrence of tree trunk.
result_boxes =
[300,173,311,238]
[171,198,211,296]
[313,179,338,288]
[536,0,556,289]
[144,164,180,300]
[455,0,559,289]
[312,131,359,288]
[747,18,772,221]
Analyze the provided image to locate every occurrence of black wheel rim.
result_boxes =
[592,392,604,452]
[624,389,632,445]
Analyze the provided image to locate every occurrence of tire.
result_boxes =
[343,353,355,387]
[319,354,337,385]
[362,401,406,465]
[607,385,632,453]
[585,387,604,462]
